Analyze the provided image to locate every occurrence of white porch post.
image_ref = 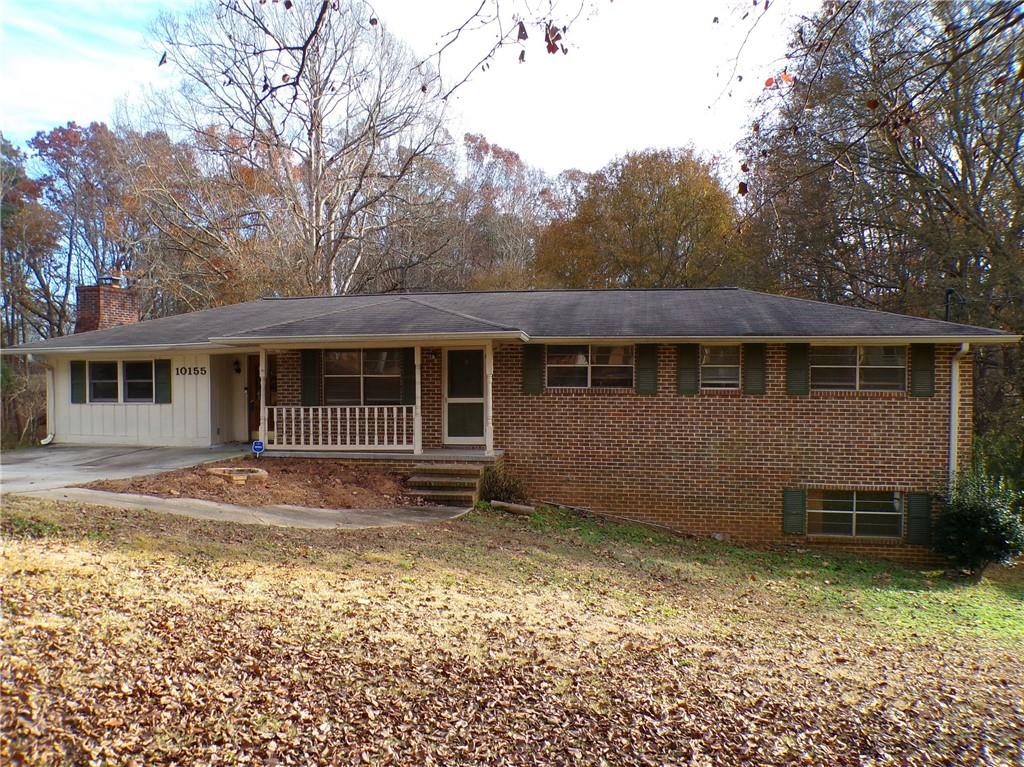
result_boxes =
[413,345,423,454]
[484,341,494,456]
[258,348,267,445]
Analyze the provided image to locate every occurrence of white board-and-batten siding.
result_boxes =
[52,354,213,447]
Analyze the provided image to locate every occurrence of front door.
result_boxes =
[246,355,261,440]
[444,349,484,445]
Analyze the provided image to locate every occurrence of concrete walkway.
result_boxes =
[1,445,246,494]
[21,486,469,530]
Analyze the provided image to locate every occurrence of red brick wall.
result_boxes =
[74,284,139,333]
[421,348,443,450]
[277,351,302,405]
[491,342,972,566]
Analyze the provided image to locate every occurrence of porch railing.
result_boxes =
[265,405,415,451]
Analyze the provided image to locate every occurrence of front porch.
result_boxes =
[251,344,497,456]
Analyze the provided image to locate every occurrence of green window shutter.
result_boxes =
[636,344,658,395]
[70,361,87,403]
[786,343,810,395]
[522,345,544,394]
[782,488,806,534]
[906,492,932,545]
[300,349,321,406]
[400,348,416,405]
[742,343,766,395]
[676,344,699,395]
[910,344,935,397]
[154,359,172,404]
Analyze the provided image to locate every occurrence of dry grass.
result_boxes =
[2,496,1022,766]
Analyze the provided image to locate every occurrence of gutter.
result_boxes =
[527,334,1021,346]
[948,342,970,485]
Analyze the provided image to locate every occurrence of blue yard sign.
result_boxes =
[251,440,265,457]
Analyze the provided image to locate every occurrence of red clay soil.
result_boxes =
[82,457,421,509]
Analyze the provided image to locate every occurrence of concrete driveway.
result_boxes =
[2,444,469,530]
[0,445,245,494]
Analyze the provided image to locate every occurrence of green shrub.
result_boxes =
[478,465,527,504]
[933,467,1024,575]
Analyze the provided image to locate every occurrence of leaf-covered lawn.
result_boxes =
[3,497,1022,766]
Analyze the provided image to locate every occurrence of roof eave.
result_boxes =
[529,334,1021,345]
[0,341,233,356]
[208,330,530,345]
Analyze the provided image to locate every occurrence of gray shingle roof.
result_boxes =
[7,288,1017,352]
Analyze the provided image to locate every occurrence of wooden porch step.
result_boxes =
[407,474,479,489]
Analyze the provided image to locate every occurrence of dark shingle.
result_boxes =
[7,288,1014,352]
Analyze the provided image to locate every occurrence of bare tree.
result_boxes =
[149,0,446,294]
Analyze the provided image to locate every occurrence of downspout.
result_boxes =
[948,343,970,486]
[27,353,56,445]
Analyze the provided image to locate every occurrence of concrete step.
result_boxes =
[411,488,477,505]
[408,474,479,489]
[411,463,485,477]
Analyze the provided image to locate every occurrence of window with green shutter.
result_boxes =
[676,344,699,395]
[782,488,807,534]
[154,360,172,404]
[300,349,321,406]
[522,345,544,394]
[906,492,932,545]
[400,348,416,405]
[910,344,935,397]
[742,343,766,394]
[70,361,87,404]
[786,344,810,395]
[635,344,658,395]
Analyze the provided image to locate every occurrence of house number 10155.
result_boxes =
[176,366,208,376]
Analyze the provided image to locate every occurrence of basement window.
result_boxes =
[546,345,634,388]
[810,346,906,391]
[806,489,903,538]
[123,361,155,403]
[88,362,119,403]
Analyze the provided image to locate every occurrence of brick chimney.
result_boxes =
[74,277,140,333]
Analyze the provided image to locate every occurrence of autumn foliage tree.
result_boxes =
[740,0,1024,480]
[535,149,745,288]
[1,136,67,344]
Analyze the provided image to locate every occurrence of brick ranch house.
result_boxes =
[6,281,1020,563]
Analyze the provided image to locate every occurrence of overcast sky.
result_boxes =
[0,0,816,175]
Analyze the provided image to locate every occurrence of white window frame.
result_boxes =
[700,344,741,390]
[322,349,403,406]
[545,344,635,389]
[810,345,907,392]
[807,490,904,538]
[122,360,155,403]
[87,361,120,403]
